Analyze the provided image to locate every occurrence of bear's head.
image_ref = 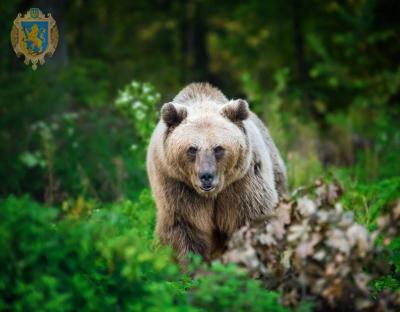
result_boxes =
[161,99,252,197]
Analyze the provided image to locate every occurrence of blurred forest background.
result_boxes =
[0,0,399,310]
[1,0,399,203]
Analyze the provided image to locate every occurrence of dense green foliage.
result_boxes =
[0,0,399,310]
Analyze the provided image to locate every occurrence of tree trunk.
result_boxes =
[180,0,210,83]
[291,0,321,122]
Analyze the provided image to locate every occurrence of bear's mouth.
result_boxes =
[200,185,216,192]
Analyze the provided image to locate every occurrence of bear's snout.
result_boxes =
[199,171,215,191]
[195,150,218,193]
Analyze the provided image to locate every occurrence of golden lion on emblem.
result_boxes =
[22,24,46,54]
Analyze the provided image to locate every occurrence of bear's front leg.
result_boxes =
[155,178,214,261]
[156,211,210,261]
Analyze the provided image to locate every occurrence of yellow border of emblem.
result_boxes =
[10,8,59,70]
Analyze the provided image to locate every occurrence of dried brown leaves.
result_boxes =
[221,180,400,311]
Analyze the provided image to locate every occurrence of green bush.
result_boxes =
[2,80,161,203]
[337,175,400,226]
[0,193,180,311]
[191,262,289,312]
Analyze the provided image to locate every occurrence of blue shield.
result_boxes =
[21,21,48,54]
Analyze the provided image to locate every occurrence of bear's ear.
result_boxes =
[161,102,188,128]
[220,99,249,122]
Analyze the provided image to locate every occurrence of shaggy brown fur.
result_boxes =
[147,82,287,261]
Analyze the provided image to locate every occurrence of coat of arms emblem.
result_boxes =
[10,8,59,70]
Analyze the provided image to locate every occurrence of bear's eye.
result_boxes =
[214,145,225,158]
[187,146,198,157]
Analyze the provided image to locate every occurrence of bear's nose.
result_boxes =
[199,172,214,187]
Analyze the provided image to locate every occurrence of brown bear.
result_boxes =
[147,82,287,261]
